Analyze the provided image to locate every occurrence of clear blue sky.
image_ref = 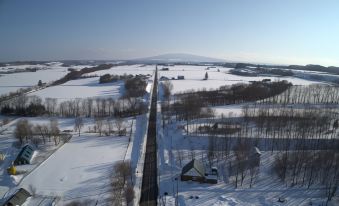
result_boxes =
[0,0,338,66]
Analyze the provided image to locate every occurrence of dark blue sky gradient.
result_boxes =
[0,0,338,65]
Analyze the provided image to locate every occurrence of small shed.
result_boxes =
[262,79,271,82]
[177,75,185,80]
[14,145,34,165]
[2,188,31,206]
[181,159,205,182]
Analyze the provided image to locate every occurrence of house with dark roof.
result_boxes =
[181,159,217,184]
[2,188,31,206]
[14,145,34,165]
[177,75,185,80]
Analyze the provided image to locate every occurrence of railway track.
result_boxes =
[140,67,158,206]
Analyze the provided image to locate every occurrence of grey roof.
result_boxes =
[181,159,205,177]
[4,188,31,206]
[14,145,34,164]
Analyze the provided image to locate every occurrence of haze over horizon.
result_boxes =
[1,0,339,66]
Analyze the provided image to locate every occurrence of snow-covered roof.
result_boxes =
[181,159,205,177]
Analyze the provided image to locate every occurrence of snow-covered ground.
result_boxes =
[0,115,147,205]
[211,104,244,117]
[25,64,155,100]
[20,134,128,204]
[0,62,98,97]
[157,120,337,206]
[30,77,124,100]
[158,65,323,94]
[0,117,77,200]
[0,68,68,96]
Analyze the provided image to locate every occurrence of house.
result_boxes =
[14,145,34,165]
[262,79,271,82]
[181,159,217,184]
[181,159,205,182]
[159,76,169,81]
[177,75,185,80]
[161,67,169,71]
[2,188,31,206]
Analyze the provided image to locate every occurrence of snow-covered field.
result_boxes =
[20,134,129,204]
[0,62,98,97]
[0,117,77,199]
[0,68,68,96]
[0,115,145,205]
[30,77,124,100]
[158,65,323,94]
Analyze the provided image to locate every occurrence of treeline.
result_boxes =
[14,118,68,147]
[174,81,291,107]
[0,95,147,118]
[0,67,39,74]
[260,84,339,104]
[288,64,339,75]
[99,73,133,83]
[124,75,148,97]
[230,67,293,77]
[52,64,113,85]
[234,62,339,76]
[274,150,338,202]
[100,73,149,98]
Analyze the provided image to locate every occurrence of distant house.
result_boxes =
[161,67,169,71]
[2,188,31,206]
[159,76,170,81]
[181,159,217,184]
[14,145,34,165]
[177,75,185,80]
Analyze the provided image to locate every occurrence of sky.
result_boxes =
[0,0,339,66]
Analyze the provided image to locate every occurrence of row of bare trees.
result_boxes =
[15,118,61,146]
[74,117,127,137]
[1,95,147,118]
[274,150,338,202]
[173,80,291,106]
[260,84,339,105]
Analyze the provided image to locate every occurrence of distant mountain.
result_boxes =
[132,53,225,63]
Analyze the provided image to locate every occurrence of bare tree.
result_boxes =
[34,124,47,144]
[234,140,250,187]
[95,117,104,136]
[115,117,125,136]
[124,184,134,205]
[74,117,84,136]
[15,119,31,145]
[50,118,60,145]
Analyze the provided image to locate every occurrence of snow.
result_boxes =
[0,68,68,96]
[0,113,150,205]
[158,65,323,94]
[157,117,334,206]
[20,134,129,203]
[30,77,124,100]
[211,104,245,117]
